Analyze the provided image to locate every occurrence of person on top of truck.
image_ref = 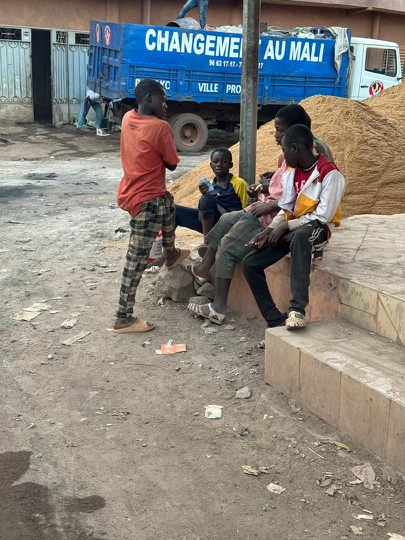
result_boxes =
[185,104,334,326]
[114,79,190,334]
[174,147,249,238]
[243,124,345,330]
[178,0,209,29]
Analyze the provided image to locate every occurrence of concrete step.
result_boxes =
[265,320,405,474]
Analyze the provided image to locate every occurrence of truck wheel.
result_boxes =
[168,114,181,127]
[171,113,208,153]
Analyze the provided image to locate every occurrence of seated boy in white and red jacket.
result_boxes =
[243,124,345,331]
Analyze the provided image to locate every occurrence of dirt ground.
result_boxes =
[0,124,404,540]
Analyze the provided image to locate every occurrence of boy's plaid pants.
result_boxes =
[117,196,175,318]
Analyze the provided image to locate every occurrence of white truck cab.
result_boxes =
[347,37,402,100]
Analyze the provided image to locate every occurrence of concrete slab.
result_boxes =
[265,320,405,474]
[228,214,405,343]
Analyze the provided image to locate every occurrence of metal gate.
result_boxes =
[0,27,33,123]
[0,26,89,125]
[51,29,69,124]
[68,31,91,122]
[51,29,90,125]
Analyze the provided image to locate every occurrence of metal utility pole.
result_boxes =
[239,0,261,183]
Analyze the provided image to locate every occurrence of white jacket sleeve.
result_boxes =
[267,209,286,229]
[287,170,345,231]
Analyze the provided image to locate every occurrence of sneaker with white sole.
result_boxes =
[96,128,111,137]
[285,311,306,330]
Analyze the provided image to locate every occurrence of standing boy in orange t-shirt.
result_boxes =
[115,79,190,334]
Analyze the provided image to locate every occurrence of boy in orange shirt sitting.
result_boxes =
[115,79,190,334]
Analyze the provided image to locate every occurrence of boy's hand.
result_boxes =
[250,202,273,217]
[199,183,210,195]
[247,229,270,250]
[247,184,261,198]
[268,222,289,246]
[259,172,274,189]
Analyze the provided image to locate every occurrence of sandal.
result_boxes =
[188,302,227,325]
[113,318,155,334]
[182,262,208,286]
[165,249,191,269]
[285,311,306,330]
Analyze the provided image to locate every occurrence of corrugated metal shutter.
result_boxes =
[0,27,33,122]
[68,32,90,122]
[52,30,69,124]
[52,30,89,125]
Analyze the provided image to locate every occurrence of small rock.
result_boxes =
[349,525,363,536]
[235,386,252,399]
[204,326,218,335]
[267,483,286,495]
[61,318,77,329]
[289,399,301,414]
[196,282,216,300]
[224,325,235,331]
[155,265,195,302]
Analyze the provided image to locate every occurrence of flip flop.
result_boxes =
[165,249,191,270]
[182,262,209,286]
[113,318,155,334]
[188,302,227,325]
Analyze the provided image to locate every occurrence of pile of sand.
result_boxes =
[171,88,405,217]
[367,82,405,132]
[170,121,280,207]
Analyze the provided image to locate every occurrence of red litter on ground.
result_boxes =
[156,340,187,355]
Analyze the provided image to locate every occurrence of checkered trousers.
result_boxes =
[117,196,175,318]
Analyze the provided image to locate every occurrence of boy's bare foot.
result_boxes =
[197,244,208,258]
[165,248,190,269]
[187,302,227,325]
[182,262,208,285]
[114,316,155,334]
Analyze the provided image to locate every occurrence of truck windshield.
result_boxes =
[365,47,397,77]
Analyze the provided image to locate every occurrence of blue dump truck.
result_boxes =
[88,21,402,151]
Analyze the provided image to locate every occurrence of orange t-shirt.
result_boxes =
[117,110,180,217]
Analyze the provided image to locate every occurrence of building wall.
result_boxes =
[0,0,140,31]
[1,0,405,44]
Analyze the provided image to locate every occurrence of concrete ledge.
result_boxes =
[265,320,405,474]
[227,215,405,345]
[228,265,405,345]
[228,259,340,323]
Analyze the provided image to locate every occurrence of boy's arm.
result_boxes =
[232,177,249,208]
[267,209,286,229]
[247,199,279,217]
[286,170,345,231]
[314,138,335,163]
[160,125,180,170]
[164,162,177,171]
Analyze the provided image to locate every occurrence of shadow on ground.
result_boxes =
[0,451,107,540]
